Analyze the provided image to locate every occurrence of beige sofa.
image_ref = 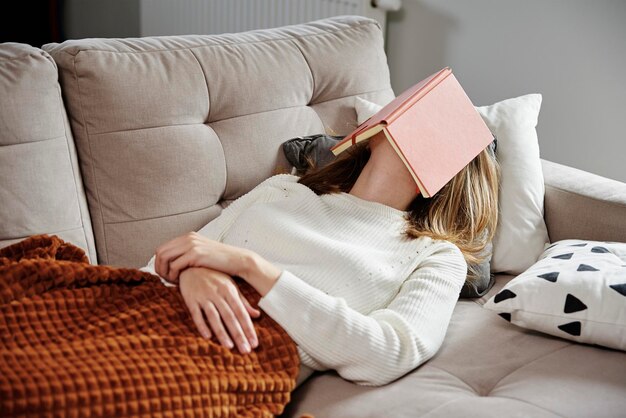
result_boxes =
[1,15,625,417]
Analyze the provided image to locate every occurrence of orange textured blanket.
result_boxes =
[0,235,300,417]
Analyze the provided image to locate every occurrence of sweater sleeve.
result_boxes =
[139,174,298,285]
[257,241,467,387]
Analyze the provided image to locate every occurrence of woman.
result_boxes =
[143,130,500,387]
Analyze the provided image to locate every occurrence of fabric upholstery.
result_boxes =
[542,159,626,243]
[0,43,96,263]
[42,16,395,267]
[283,273,626,418]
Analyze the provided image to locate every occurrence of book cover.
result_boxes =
[330,67,494,198]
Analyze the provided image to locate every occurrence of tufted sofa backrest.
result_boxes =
[40,15,395,267]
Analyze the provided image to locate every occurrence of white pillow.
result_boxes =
[483,239,626,351]
[476,95,549,274]
[355,96,382,125]
[354,94,549,274]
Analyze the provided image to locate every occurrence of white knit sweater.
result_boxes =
[142,174,467,386]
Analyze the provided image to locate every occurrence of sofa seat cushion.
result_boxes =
[283,274,626,417]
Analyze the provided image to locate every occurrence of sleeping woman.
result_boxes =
[142,130,500,387]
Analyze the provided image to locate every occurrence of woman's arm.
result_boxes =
[141,174,297,284]
[152,232,282,295]
[256,242,467,387]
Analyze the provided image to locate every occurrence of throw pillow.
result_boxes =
[354,95,382,124]
[475,95,549,274]
[483,239,626,351]
[282,134,344,175]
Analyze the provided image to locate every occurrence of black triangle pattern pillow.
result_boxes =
[484,239,626,351]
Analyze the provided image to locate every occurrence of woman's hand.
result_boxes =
[154,232,282,296]
[179,267,261,354]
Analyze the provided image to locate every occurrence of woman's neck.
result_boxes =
[349,135,419,211]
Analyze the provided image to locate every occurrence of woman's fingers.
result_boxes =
[202,302,235,350]
[214,299,253,354]
[225,291,259,349]
[155,237,189,279]
[188,303,212,340]
[167,251,196,283]
[162,238,219,282]
[239,290,261,318]
[155,232,205,278]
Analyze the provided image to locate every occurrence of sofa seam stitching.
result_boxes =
[0,134,66,147]
[4,225,85,242]
[209,87,391,122]
[489,394,566,417]
[424,364,482,395]
[288,38,329,132]
[289,39,315,104]
[187,49,211,123]
[83,87,389,136]
[73,51,110,264]
[104,205,219,226]
[314,87,392,105]
[89,122,207,137]
[55,74,92,264]
[484,344,572,396]
[187,48,228,199]
[419,397,475,418]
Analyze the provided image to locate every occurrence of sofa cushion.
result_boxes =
[43,16,395,267]
[0,43,96,262]
[284,274,626,417]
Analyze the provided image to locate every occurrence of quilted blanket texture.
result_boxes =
[0,235,301,417]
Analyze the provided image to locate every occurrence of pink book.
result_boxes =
[330,67,494,197]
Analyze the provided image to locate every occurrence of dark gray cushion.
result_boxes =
[283,134,345,175]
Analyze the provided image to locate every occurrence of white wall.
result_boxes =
[386,0,626,182]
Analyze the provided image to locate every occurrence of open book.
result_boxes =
[330,67,494,198]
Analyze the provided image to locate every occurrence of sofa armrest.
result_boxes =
[541,159,626,243]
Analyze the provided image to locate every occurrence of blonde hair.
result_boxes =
[296,140,500,284]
